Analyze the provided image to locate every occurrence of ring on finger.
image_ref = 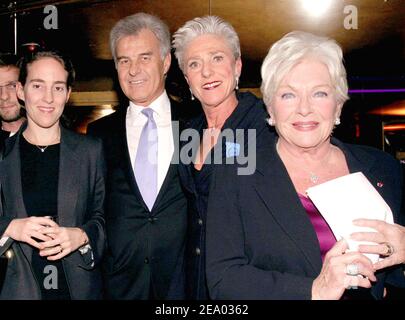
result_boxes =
[346,263,359,276]
[347,283,358,290]
[346,274,362,290]
[381,242,394,257]
[347,284,358,290]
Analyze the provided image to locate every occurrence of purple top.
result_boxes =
[298,194,336,261]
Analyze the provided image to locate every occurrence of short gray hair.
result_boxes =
[172,15,241,72]
[110,12,171,64]
[260,31,349,107]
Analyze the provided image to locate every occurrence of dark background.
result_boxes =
[0,0,404,156]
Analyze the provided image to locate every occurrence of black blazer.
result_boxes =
[0,130,10,154]
[178,91,270,300]
[206,132,405,299]
[87,99,188,300]
[0,125,106,300]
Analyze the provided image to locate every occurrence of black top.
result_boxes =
[179,91,273,299]
[20,135,70,300]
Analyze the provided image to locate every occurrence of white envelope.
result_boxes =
[306,172,393,263]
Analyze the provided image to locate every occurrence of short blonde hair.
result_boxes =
[260,31,349,107]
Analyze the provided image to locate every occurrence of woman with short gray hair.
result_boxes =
[173,15,241,72]
[173,15,270,300]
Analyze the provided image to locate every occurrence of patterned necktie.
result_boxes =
[134,108,158,211]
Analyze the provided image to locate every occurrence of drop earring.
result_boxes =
[189,87,195,101]
[235,77,239,90]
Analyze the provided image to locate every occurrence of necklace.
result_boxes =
[276,141,334,185]
[36,145,49,153]
[309,172,319,184]
[23,130,61,153]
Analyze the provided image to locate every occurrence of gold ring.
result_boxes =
[381,242,394,257]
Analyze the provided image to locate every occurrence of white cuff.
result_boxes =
[78,244,94,267]
[78,244,92,255]
[0,237,9,247]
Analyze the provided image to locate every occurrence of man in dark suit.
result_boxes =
[0,54,24,286]
[0,54,25,151]
[87,13,187,300]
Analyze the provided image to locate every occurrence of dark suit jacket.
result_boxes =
[0,130,10,154]
[206,132,405,299]
[87,98,188,300]
[0,125,106,300]
[178,91,271,300]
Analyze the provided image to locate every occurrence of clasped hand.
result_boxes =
[312,239,377,300]
[39,225,88,260]
[4,217,87,260]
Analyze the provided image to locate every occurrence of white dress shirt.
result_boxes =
[126,91,174,193]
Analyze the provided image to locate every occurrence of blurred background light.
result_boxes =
[301,0,334,17]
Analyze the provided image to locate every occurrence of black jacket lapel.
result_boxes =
[253,138,323,273]
[57,127,80,227]
[1,132,27,221]
[331,138,374,176]
[114,108,148,210]
[177,114,206,196]
[148,98,189,211]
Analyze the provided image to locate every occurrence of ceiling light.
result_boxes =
[302,0,334,17]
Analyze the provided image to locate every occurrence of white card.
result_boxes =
[306,172,393,263]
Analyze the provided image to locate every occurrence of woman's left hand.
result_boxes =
[38,227,89,260]
[351,219,405,270]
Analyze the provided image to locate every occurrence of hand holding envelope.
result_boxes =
[306,172,394,264]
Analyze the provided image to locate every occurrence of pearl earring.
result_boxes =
[268,117,275,126]
[235,77,239,90]
[334,117,341,125]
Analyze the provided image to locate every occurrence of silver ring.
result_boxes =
[346,263,359,276]
[347,285,358,290]
[381,242,394,257]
